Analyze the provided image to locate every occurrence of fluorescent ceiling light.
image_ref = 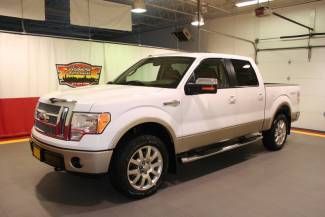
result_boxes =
[236,0,272,7]
[131,0,147,13]
[131,8,146,13]
[191,13,205,26]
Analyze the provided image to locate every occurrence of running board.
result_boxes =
[181,135,263,164]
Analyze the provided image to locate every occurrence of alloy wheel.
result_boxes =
[274,119,287,146]
[127,145,163,191]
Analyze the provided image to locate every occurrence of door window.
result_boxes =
[191,58,230,89]
[231,59,259,87]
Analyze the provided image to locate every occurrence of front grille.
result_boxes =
[35,102,70,139]
[35,121,56,135]
[36,110,58,124]
[38,102,61,114]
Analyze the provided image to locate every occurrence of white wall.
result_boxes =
[201,1,325,131]
[0,32,174,99]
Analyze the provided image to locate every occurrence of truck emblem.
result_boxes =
[56,62,102,88]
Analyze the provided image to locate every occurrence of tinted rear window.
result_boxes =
[231,59,258,87]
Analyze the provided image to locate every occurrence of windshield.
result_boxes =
[110,56,195,88]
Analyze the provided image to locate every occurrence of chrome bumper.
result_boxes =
[30,136,113,174]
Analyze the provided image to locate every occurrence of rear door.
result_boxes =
[228,59,265,135]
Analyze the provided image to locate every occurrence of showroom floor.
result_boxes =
[0,133,324,217]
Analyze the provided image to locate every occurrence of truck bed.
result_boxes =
[264,83,300,127]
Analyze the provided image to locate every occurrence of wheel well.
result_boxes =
[275,104,291,134]
[115,122,177,173]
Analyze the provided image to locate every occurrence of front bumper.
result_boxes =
[30,136,113,174]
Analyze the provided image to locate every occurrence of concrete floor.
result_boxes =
[0,133,325,217]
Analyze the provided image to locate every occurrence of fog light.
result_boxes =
[71,157,82,168]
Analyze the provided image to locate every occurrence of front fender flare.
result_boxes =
[107,107,178,150]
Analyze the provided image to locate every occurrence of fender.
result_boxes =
[105,106,179,150]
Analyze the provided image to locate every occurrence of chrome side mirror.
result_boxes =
[195,78,218,85]
[185,78,218,95]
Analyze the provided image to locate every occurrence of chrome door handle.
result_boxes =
[258,93,264,101]
[229,96,236,104]
[163,100,180,107]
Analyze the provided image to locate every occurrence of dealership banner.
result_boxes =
[0,32,174,138]
[56,62,102,88]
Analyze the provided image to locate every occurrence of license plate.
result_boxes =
[33,145,41,160]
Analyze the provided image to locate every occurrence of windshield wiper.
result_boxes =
[125,80,145,86]
[108,80,145,86]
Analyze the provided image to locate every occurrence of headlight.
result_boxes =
[70,112,111,141]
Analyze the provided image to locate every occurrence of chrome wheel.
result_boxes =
[274,119,287,146]
[127,145,163,191]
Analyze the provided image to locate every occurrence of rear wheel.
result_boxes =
[263,114,289,151]
[110,135,168,198]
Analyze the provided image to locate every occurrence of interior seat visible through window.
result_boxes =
[161,66,181,81]
[192,59,230,89]
[231,59,259,87]
[196,67,218,79]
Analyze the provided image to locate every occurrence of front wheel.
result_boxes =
[262,114,289,151]
[110,135,168,198]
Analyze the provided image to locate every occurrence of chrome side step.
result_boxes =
[181,135,263,164]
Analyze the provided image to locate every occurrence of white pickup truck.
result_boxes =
[30,53,300,198]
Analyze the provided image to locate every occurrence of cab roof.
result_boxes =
[150,52,254,62]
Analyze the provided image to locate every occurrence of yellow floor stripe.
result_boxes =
[291,130,325,138]
[0,138,29,145]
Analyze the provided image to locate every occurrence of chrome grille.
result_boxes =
[35,121,56,135]
[38,102,61,114]
[59,107,69,136]
[36,110,58,124]
[35,102,70,139]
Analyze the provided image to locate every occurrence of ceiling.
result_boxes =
[0,0,322,47]
[109,0,322,32]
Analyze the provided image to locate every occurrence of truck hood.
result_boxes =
[40,85,164,111]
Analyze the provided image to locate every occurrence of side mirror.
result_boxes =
[185,78,218,95]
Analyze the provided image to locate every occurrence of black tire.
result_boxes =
[109,134,169,199]
[262,114,289,151]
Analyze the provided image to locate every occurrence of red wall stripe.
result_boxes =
[0,97,39,139]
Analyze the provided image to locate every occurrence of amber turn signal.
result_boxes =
[97,113,111,133]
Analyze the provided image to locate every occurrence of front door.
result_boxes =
[179,58,237,153]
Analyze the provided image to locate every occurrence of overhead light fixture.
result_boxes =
[235,0,272,7]
[191,13,205,26]
[131,0,147,13]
